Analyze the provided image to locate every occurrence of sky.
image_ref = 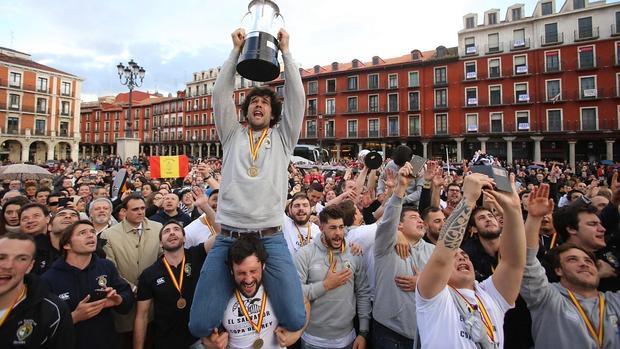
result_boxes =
[1,0,551,101]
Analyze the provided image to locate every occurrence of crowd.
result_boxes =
[2,28,620,349]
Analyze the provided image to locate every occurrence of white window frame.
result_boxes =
[8,92,22,110]
[489,112,504,133]
[367,73,379,89]
[324,120,335,138]
[347,96,359,112]
[325,98,336,115]
[544,50,562,72]
[408,71,420,87]
[368,94,379,112]
[514,82,529,103]
[60,80,72,96]
[408,114,421,136]
[388,73,399,89]
[513,54,528,75]
[434,66,448,84]
[545,78,562,101]
[434,88,448,108]
[465,87,478,106]
[487,57,502,78]
[368,118,380,138]
[434,113,449,135]
[578,75,598,98]
[308,80,318,94]
[580,106,598,130]
[464,61,478,80]
[387,115,400,137]
[615,41,620,65]
[466,113,479,132]
[326,79,337,93]
[36,75,49,93]
[307,98,318,115]
[347,75,359,91]
[305,119,317,138]
[616,72,620,97]
[577,45,596,69]
[347,119,358,138]
[388,93,399,112]
[408,91,420,111]
[515,110,531,131]
[488,84,502,105]
[8,70,22,88]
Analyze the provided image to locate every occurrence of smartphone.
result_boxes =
[58,197,71,207]
[89,289,107,302]
[409,155,427,178]
[471,165,513,192]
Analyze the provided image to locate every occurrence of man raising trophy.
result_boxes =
[189,0,307,342]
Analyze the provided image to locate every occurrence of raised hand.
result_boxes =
[231,28,245,50]
[526,184,554,218]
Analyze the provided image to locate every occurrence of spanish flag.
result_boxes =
[149,155,190,179]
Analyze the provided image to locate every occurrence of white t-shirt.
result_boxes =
[223,286,282,349]
[184,214,214,248]
[415,277,513,349]
[346,223,377,295]
[314,202,324,215]
[282,215,321,256]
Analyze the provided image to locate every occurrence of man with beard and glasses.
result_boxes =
[33,208,80,275]
[521,184,620,348]
[42,220,134,349]
[294,205,371,349]
[134,220,216,349]
[283,193,321,255]
[202,236,308,349]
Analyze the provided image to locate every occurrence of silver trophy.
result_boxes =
[237,0,285,82]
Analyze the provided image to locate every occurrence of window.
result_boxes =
[35,120,45,135]
[579,76,597,98]
[85,123,90,132]
[516,111,530,131]
[466,16,475,29]
[37,77,48,92]
[60,122,69,137]
[578,46,594,68]
[114,121,120,131]
[326,79,336,93]
[7,117,19,134]
[369,95,379,112]
[488,12,497,25]
[9,94,20,109]
[369,119,380,137]
[578,17,593,39]
[104,121,110,132]
[488,58,501,78]
[325,120,335,138]
[466,87,478,106]
[306,120,316,138]
[545,51,560,72]
[368,74,379,89]
[307,99,317,116]
[388,74,398,89]
[347,120,358,138]
[544,23,559,44]
[61,101,70,115]
[515,83,529,103]
[546,79,561,101]
[408,115,420,136]
[388,93,398,112]
[616,11,620,35]
[388,116,399,137]
[490,113,503,132]
[617,73,620,97]
[347,76,358,91]
[434,67,447,85]
[435,89,448,108]
[466,114,478,132]
[465,62,477,79]
[488,33,500,52]
[617,42,620,65]
[512,8,522,20]
[308,81,318,95]
[547,110,562,131]
[490,86,502,105]
[105,112,110,121]
[347,97,358,112]
[581,108,597,130]
[36,98,47,113]
[9,72,21,87]
[61,82,71,96]
[574,0,585,10]
[513,29,526,48]
[326,98,335,115]
[542,2,553,15]
[435,114,448,135]
[408,92,420,111]
[465,37,476,55]
[514,55,528,74]
[408,71,419,87]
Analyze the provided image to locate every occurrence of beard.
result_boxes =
[478,228,501,240]
[162,240,183,252]
[236,279,262,298]
[562,269,599,290]
[292,213,310,226]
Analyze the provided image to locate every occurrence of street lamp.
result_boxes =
[116,59,145,138]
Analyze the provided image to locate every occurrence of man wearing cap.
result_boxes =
[149,193,191,227]
[189,27,306,337]
[33,207,81,275]
[134,220,215,349]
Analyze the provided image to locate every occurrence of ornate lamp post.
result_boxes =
[116,59,145,138]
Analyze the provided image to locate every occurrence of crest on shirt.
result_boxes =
[156,277,165,285]
[185,263,192,277]
[343,260,352,270]
[59,292,70,301]
[264,137,272,149]
[15,319,35,342]
[604,252,619,268]
[232,297,262,317]
[39,260,46,270]
[96,275,108,289]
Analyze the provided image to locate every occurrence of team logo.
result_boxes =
[16,320,35,342]
[264,138,271,149]
[605,252,619,268]
[96,275,108,288]
[185,263,192,277]
[343,260,352,270]
[156,277,165,285]
[59,292,70,301]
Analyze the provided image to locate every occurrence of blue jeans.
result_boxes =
[372,319,414,349]
[189,232,306,336]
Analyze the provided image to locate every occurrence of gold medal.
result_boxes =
[248,166,259,177]
[176,297,187,309]
[253,338,264,349]
[163,256,186,310]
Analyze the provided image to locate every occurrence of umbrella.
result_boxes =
[601,160,615,165]
[0,164,54,181]
[527,165,544,170]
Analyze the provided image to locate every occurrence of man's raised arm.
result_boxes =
[277,29,305,153]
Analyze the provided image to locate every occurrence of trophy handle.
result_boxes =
[240,11,251,30]
[275,13,285,32]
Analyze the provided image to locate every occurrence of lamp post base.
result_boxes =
[116,138,140,161]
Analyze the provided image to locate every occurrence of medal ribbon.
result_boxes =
[295,223,312,247]
[200,215,215,235]
[450,286,496,343]
[162,255,185,297]
[0,286,26,328]
[248,129,269,162]
[234,288,267,335]
[567,290,605,348]
[550,233,558,249]
[327,242,346,273]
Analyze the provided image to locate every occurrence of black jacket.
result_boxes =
[0,274,74,349]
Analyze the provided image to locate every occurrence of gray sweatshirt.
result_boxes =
[213,49,304,229]
[521,248,620,349]
[373,193,434,340]
[294,235,372,339]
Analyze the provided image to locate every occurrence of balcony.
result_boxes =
[485,42,504,54]
[578,88,603,100]
[574,27,599,42]
[408,104,420,112]
[542,90,567,103]
[6,128,20,135]
[577,57,598,70]
[34,129,47,136]
[464,45,478,56]
[510,38,530,51]
[541,32,564,46]
[464,71,478,81]
[515,94,531,104]
[514,65,529,75]
[433,80,448,87]
[433,104,449,112]
[612,24,620,36]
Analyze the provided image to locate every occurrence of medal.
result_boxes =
[176,297,187,309]
[567,290,605,348]
[248,166,259,177]
[253,338,264,349]
[162,255,186,310]
[295,223,312,247]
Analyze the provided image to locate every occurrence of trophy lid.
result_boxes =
[364,151,383,170]
[248,0,281,14]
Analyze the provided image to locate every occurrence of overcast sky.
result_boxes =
[2,0,554,101]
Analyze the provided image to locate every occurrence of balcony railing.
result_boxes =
[510,38,530,50]
[541,32,564,46]
[578,88,603,100]
[612,24,620,36]
[464,45,478,56]
[574,27,599,41]
[485,42,504,54]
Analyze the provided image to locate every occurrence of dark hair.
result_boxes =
[549,242,597,271]
[421,206,442,221]
[143,183,156,193]
[4,196,31,210]
[35,188,52,197]
[159,220,186,240]
[18,202,49,220]
[447,182,461,191]
[24,182,37,189]
[319,205,345,225]
[47,192,64,204]
[121,192,146,209]
[567,189,583,201]
[59,220,94,256]
[227,235,268,270]
[240,87,282,128]
[467,206,493,231]
[290,192,310,206]
[308,182,324,193]
[337,200,356,226]
[400,205,420,222]
[0,232,35,257]
[50,208,80,225]
[208,189,219,197]
[553,205,598,241]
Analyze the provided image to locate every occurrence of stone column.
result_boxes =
[422,141,429,158]
[81,146,86,159]
[175,145,179,155]
[531,136,544,162]
[190,144,195,157]
[569,140,577,171]
[454,137,464,162]
[20,143,29,162]
[477,137,489,153]
[48,143,56,161]
[336,143,341,161]
[198,145,203,159]
[207,144,212,158]
[91,145,95,158]
[381,143,386,156]
[71,143,79,162]
[606,140,615,161]
[503,137,516,165]
[216,143,221,157]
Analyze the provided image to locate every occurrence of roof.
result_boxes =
[0,52,78,78]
